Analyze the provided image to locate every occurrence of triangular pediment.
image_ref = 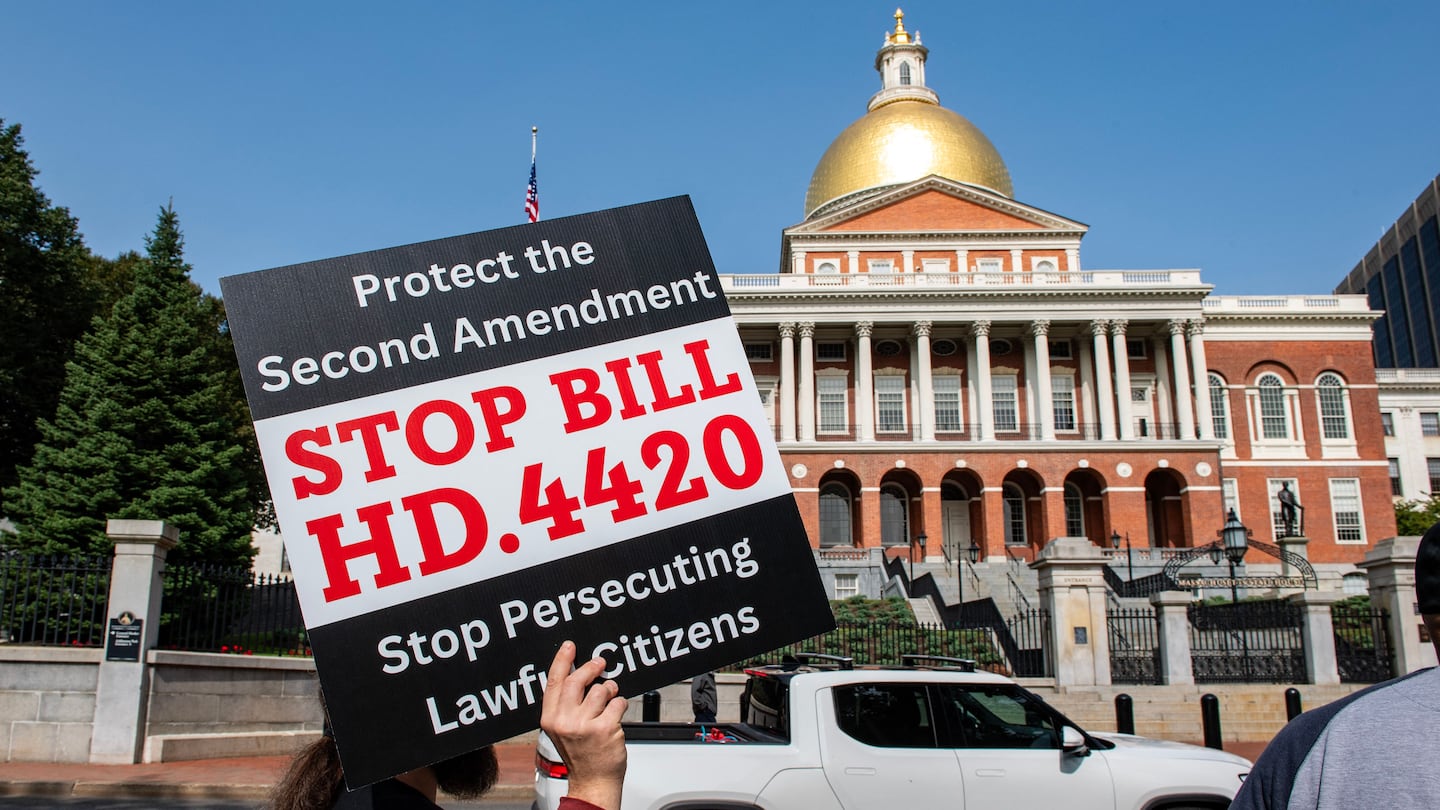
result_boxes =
[787,176,1087,236]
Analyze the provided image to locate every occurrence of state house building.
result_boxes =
[715,11,1395,581]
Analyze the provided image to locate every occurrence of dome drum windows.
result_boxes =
[1246,372,1305,457]
[1314,373,1357,457]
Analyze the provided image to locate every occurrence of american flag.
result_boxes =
[525,128,539,223]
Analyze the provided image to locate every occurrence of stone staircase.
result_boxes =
[912,557,1040,621]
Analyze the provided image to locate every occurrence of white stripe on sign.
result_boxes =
[256,316,787,628]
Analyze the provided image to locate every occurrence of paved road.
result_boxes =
[0,799,529,809]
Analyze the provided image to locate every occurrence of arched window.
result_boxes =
[1257,373,1290,440]
[880,484,909,546]
[1002,483,1027,546]
[1063,483,1084,537]
[819,483,852,547]
[1316,372,1350,440]
[899,61,912,85]
[1208,373,1230,439]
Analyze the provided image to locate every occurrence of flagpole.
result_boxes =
[525,126,540,223]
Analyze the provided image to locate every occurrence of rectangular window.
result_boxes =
[1430,458,1440,494]
[933,375,963,432]
[1126,339,1147,358]
[1267,478,1300,540]
[744,342,773,362]
[867,259,894,273]
[1047,340,1073,359]
[875,376,907,433]
[1389,458,1403,496]
[1052,376,1076,431]
[834,573,859,599]
[1222,478,1240,519]
[1423,412,1440,437]
[1381,412,1395,437]
[1329,478,1364,544]
[921,258,950,273]
[818,377,849,433]
[992,376,1018,432]
[976,258,1003,273]
[816,342,847,362]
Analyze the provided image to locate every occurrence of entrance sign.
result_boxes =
[221,197,833,787]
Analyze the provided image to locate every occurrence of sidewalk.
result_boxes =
[0,742,537,801]
[0,739,1271,802]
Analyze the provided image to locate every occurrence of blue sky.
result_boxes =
[5,1,1438,296]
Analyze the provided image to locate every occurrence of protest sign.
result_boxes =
[220,197,833,787]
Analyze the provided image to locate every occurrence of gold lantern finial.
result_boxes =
[889,8,910,44]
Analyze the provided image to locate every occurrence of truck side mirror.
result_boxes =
[1061,725,1089,757]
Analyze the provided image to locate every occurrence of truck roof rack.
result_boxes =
[794,653,854,670]
[900,654,977,672]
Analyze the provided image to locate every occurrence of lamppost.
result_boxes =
[1110,530,1134,581]
[1209,509,1250,603]
[958,542,979,621]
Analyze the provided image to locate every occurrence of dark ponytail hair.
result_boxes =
[269,733,345,810]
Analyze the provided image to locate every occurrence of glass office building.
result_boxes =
[1336,174,1440,368]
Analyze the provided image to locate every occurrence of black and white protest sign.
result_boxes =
[220,197,833,787]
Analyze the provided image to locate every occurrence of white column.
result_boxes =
[902,250,914,274]
[1090,320,1116,441]
[798,322,815,442]
[1030,320,1053,440]
[1152,335,1172,435]
[956,248,969,273]
[847,250,860,275]
[1168,319,1195,440]
[1010,249,1024,273]
[965,338,979,435]
[915,321,935,441]
[792,251,807,275]
[972,321,994,441]
[855,322,874,442]
[778,323,796,443]
[1077,338,1097,438]
[1065,247,1080,272]
[1188,320,1214,440]
[1112,320,1134,439]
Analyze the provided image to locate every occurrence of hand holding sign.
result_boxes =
[542,640,627,810]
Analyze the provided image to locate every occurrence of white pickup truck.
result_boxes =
[535,655,1250,810]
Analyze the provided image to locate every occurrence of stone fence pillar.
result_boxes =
[89,519,177,764]
[1149,591,1194,685]
[1032,538,1110,687]
[1287,590,1344,685]
[1360,536,1437,674]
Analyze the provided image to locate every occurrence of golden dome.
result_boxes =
[804,99,1014,218]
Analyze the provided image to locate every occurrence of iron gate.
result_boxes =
[1188,599,1305,683]
[1332,601,1393,683]
[1108,607,1161,685]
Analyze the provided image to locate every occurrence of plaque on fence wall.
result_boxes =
[220,197,835,788]
[105,612,143,662]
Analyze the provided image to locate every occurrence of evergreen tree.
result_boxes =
[1395,494,1440,536]
[5,204,259,567]
[0,120,102,493]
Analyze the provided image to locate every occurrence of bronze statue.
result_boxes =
[1277,482,1303,537]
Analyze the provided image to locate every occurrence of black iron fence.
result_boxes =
[1108,607,1161,685]
[1331,599,1393,683]
[158,564,309,656]
[0,553,112,646]
[727,621,1007,673]
[1188,599,1305,683]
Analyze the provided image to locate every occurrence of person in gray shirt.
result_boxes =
[1230,520,1440,809]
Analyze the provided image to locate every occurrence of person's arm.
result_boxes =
[542,641,627,810]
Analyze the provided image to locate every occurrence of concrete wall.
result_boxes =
[0,647,100,762]
[145,651,321,737]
